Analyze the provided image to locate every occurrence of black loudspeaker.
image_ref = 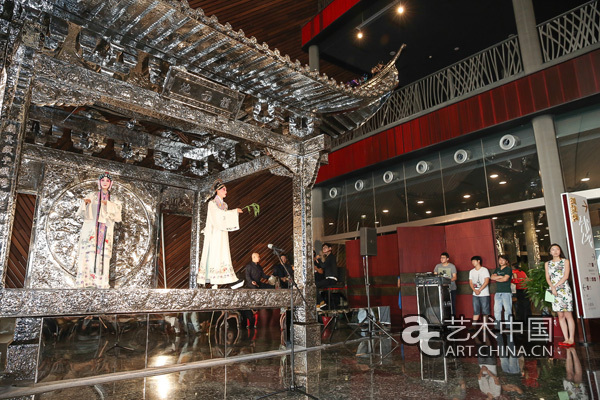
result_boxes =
[359,227,377,256]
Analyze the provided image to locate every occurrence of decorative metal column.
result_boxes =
[0,18,37,289]
[189,191,206,288]
[291,152,323,394]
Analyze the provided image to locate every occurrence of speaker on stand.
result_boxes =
[347,228,397,346]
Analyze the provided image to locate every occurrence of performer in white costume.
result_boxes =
[197,180,244,288]
[75,172,122,288]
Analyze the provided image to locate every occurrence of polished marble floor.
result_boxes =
[1,311,599,399]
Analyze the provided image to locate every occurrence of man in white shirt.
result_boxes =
[469,255,490,323]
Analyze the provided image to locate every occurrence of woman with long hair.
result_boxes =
[545,243,576,346]
[197,179,244,289]
[75,172,122,288]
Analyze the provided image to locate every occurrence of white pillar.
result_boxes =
[532,115,567,249]
[309,45,320,72]
[512,0,543,72]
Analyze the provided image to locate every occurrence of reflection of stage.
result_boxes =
[0,288,301,318]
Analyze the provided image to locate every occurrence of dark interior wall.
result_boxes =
[225,173,294,277]
[157,213,192,289]
[6,193,36,288]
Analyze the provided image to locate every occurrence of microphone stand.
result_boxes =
[257,248,319,400]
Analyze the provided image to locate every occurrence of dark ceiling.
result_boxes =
[190,0,590,87]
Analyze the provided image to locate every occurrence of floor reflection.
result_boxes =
[6,314,600,399]
[37,310,286,384]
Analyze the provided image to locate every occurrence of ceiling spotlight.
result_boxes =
[428,55,432,59]
[357,31,364,39]
[425,210,432,214]
[463,194,471,199]
[516,219,523,223]
[454,46,460,51]
[538,222,543,225]
[328,222,334,226]
[492,217,498,220]
[499,181,507,185]
[544,234,549,237]
[397,5,405,14]
[536,229,540,232]
[417,200,424,204]
[382,209,389,213]
[361,214,366,219]
[489,174,499,179]
[581,177,590,182]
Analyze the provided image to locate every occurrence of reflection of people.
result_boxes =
[75,172,122,289]
[491,255,513,327]
[272,254,293,288]
[561,347,588,399]
[545,243,576,346]
[434,252,457,316]
[197,180,244,289]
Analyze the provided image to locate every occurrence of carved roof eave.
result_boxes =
[34,0,399,116]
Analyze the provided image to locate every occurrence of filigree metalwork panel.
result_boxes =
[26,166,158,289]
[538,0,600,63]
[0,288,300,317]
[25,0,397,120]
[163,66,244,118]
[31,53,302,154]
[160,186,194,215]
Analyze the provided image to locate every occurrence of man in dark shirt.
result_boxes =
[244,253,274,289]
[272,254,294,288]
[315,243,338,308]
[491,255,513,327]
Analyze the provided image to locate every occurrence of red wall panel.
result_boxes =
[301,0,361,46]
[444,219,497,316]
[316,49,600,184]
[345,234,401,322]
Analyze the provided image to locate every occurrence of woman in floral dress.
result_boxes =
[545,243,576,346]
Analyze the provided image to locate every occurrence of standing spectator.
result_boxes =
[545,243,576,347]
[491,255,513,327]
[511,263,531,322]
[315,243,338,309]
[469,256,490,324]
[433,252,457,316]
[272,254,293,289]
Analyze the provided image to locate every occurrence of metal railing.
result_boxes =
[538,0,600,63]
[334,1,600,149]
[333,37,523,148]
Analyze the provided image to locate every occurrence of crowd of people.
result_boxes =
[434,244,576,347]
